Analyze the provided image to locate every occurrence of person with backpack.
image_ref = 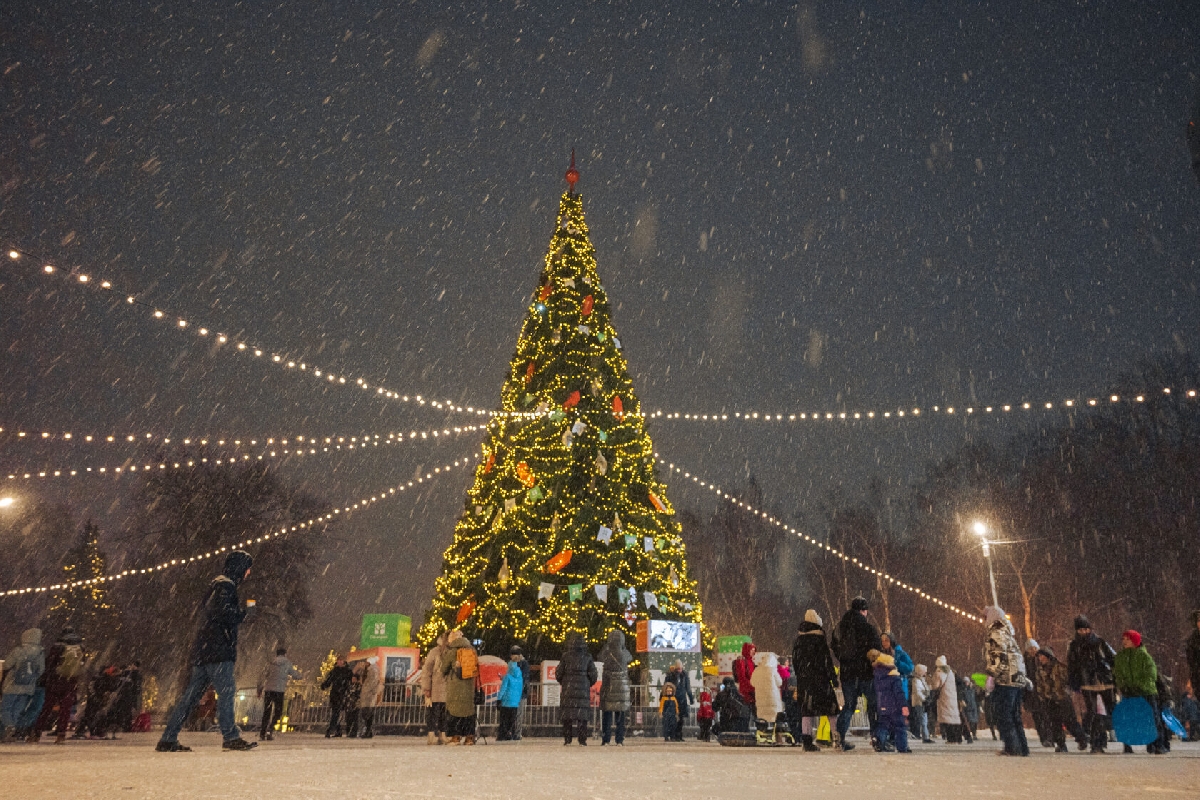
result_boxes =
[31,627,85,744]
[558,632,598,745]
[439,629,478,745]
[1,628,45,742]
[155,550,257,752]
[597,630,632,746]
[321,656,353,737]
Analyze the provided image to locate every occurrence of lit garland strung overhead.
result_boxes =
[655,456,983,624]
[0,455,476,597]
[416,158,705,654]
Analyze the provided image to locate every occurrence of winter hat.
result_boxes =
[448,629,465,642]
[914,664,928,677]
[1123,630,1142,648]
[662,682,675,695]
[984,606,1006,628]
[221,550,254,584]
[1024,638,1039,653]
[851,597,870,612]
[1037,647,1056,660]
[935,655,948,668]
[804,609,822,626]
[1074,615,1091,631]
[21,628,42,646]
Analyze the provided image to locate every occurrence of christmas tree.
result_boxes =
[44,520,121,643]
[417,156,704,656]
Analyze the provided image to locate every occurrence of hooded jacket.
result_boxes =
[2,629,44,695]
[190,551,253,665]
[733,642,756,704]
[358,658,383,709]
[928,659,961,725]
[557,632,598,722]
[1034,648,1071,702]
[984,607,1030,689]
[832,609,883,683]
[910,664,930,706]
[439,633,478,718]
[665,665,694,713]
[791,616,840,717]
[597,630,633,712]
[498,660,524,708]
[873,654,907,715]
[750,652,784,719]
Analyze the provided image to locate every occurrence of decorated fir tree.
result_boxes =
[44,520,121,642]
[417,156,704,656]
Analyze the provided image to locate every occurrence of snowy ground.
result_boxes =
[3,732,1196,799]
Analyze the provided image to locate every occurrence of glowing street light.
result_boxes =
[972,520,1000,607]
[0,497,14,508]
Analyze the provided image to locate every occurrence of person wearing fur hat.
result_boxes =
[792,609,840,752]
[157,550,257,752]
[984,605,1030,756]
[909,664,933,743]
[832,597,882,751]
[929,655,962,742]
[750,651,786,743]
[871,651,911,753]
[1113,630,1167,754]
[1066,614,1116,753]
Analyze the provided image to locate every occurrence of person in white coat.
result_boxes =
[928,655,963,742]
[750,651,785,742]
[357,657,383,739]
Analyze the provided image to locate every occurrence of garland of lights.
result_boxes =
[0,454,476,597]
[655,456,984,624]
[0,425,481,448]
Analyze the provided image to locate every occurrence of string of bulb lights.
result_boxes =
[655,456,984,624]
[1,246,530,419]
[0,454,478,597]
[0,424,483,450]
[1,425,484,481]
[7,246,1195,433]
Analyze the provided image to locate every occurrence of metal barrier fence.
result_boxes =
[234,681,871,739]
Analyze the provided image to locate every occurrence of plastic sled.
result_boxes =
[1162,709,1186,739]
[1112,697,1157,746]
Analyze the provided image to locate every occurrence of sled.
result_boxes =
[1112,696,1157,746]
[717,731,758,747]
[1162,709,1186,739]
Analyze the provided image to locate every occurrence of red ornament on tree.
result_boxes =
[563,390,581,410]
[483,452,495,474]
[525,362,535,386]
[581,294,594,316]
[456,598,476,624]
[612,395,624,419]
[539,283,553,302]
[565,149,580,192]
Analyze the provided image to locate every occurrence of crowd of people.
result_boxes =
[0,626,145,744]
[6,548,1200,755]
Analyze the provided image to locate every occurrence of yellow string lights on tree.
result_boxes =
[654,456,984,625]
[0,455,477,597]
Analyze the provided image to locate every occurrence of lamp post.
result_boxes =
[972,521,1000,607]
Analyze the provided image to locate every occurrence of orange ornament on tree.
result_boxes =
[545,550,573,574]
[649,491,668,513]
[562,390,581,411]
[581,294,594,316]
[525,362,535,386]
[539,283,553,302]
[483,452,495,473]
[612,395,624,419]
[516,461,535,488]
[456,598,476,624]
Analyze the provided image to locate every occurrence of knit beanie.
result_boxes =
[851,597,870,612]
[804,609,822,626]
[1123,630,1142,648]
[1074,615,1091,631]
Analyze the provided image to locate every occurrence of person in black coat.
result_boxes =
[831,597,882,751]
[1066,615,1116,753]
[712,677,750,734]
[792,609,841,751]
[558,632,598,745]
[156,550,257,752]
[321,657,354,737]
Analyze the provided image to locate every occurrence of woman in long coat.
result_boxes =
[928,655,963,742]
[791,610,841,751]
[597,630,632,745]
[357,657,383,738]
[558,632,598,745]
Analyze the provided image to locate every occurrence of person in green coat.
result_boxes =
[438,630,478,745]
[1113,629,1167,755]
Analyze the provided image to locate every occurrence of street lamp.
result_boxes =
[0,497,14,509]
[972,520,1000,607]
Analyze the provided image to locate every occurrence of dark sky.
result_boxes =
[1,1,1197,667]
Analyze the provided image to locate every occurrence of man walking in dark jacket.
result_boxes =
[321,657,354,737]
[156,550,257,752]
[1066,614,1116,754]
[832,597,882,751]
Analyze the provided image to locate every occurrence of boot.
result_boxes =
[27,730,41,744]
[446,736,461,746]
[802,734,820,752]
[464,735,476,746]
[427,731,437,745]
[437,732,447,745]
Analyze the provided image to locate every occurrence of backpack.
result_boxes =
[13,653,39,686]
[57,644,84,679]
[455,646,478,680]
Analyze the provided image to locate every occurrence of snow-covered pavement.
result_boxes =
[3,733,1196,799]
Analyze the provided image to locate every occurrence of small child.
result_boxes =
[697,689,714,741]
[871,650,911,753]
[659,683,680,742]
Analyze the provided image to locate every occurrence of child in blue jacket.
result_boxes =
[872,650,911,753]
[496,657,524,741]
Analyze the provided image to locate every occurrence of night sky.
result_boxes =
[1,2,1197,667]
